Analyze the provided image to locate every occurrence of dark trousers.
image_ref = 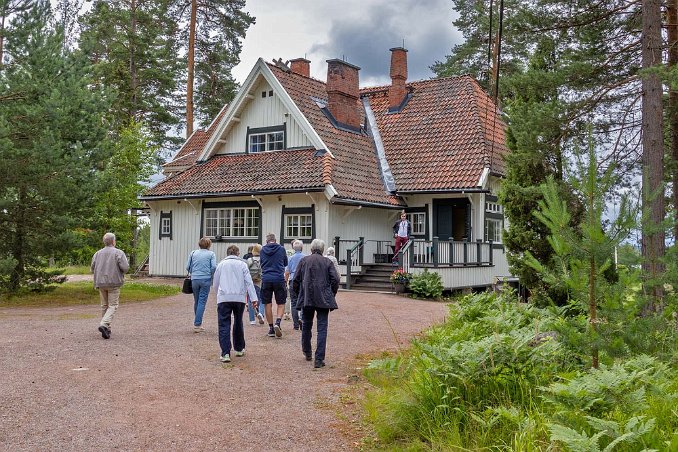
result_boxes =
[301,307,330,362]
[217,302,246,356]
[289,283,300,327]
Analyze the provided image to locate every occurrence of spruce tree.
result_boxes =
[0,1,111,292]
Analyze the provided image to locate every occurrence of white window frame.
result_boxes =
[485,201,503,213]
[407,212,426,236]
[161,217,171,235]
[284,213,313,240]
[248,131,284,153]
[484,218,502,243]
[204,207,259,238]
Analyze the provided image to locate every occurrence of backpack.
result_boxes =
[247,257,262,283]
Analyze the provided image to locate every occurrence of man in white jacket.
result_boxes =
[212,245,259,363]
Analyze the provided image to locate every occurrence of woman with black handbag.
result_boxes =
[185,237,217,332]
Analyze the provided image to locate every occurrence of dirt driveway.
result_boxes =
[0,282,448,451]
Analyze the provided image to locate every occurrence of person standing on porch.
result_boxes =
[212,245,258,363]
[292,238,339,369]
[91,232,129,340]
[186,237,217,332]
[392,211,411,263]
[260,233,288,338]
[285,240,305,331]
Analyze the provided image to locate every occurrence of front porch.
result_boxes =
[334,237,510,291]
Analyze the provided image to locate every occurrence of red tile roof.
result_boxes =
[146,61,507,203]
[163,107,228,172]
[363,75,508,192]
[143,149,327,198]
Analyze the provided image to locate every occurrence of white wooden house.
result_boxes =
[140,48,512,290]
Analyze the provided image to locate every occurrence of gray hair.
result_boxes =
[103,232,116,246]
[292,240,304,251]
[266,233,276,243]
[310,238,325,254]
[325,246,335,257]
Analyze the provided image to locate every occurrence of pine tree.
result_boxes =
[0,1,112,292]
[0,0,31,65]
[78,0,183,154]
[175,0,254,134]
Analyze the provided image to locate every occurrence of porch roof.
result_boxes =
[141,148,327,198]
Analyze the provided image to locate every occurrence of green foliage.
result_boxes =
[363,291,678,450]
[0,281,180,306]
[544,356,678,451]
[407,269,443,299]
[173,0,254,126]
[0,1,112,292]
[78,0,183,153]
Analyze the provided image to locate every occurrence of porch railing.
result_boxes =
[398,238,494,269]
[344,237,364,290]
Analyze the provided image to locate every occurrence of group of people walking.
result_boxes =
[90,213,410,368]
[184,233,339,368]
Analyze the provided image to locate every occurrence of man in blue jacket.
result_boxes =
[260,233,288,338]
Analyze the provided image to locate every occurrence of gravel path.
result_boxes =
[0,279,448,451]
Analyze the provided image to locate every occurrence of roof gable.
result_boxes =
[198,59,331,162]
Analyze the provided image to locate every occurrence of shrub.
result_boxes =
[408,269,443,299]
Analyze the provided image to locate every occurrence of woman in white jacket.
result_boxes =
[212,245,259,363]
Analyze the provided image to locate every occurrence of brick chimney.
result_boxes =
[289,58,310,77]
[388,47,408,110]
[326,59,361,129]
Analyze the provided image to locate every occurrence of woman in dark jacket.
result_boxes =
[292,238,339,368]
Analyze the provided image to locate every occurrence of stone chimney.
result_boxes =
[326,59,361,129]
[388,47,408,110]
[289,58,310,77]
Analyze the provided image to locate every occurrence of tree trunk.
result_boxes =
[0,4,6,67]
[10,187,27,292]
[186,0,197,138]
[668,0,678,242]
[130,0,138,114]
[641,0,665,310]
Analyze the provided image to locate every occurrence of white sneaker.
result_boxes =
[249,320,256,325]
[283,313,291,321]
[220,354,231,363]
[256,312,265,324]
[193,326,205,333]
[235,349,245,357]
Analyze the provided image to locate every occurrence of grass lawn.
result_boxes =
[60,265,92,275]
[0,282,180,307]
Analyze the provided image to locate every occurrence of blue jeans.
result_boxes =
[301,307,330,362]
[191,278,211,326]
[217,302,246,356]
[247,285,263,322]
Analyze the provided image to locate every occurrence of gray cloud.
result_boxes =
[309,0,461,85]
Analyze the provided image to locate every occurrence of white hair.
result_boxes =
[292,240,304,251]
[325,247,335,256]
[103,233,116,246]
[310,238,325,254]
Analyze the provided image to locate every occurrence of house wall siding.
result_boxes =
[215,79,313,154]
[147,194,331,276]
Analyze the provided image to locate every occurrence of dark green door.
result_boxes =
[433,199,470,241]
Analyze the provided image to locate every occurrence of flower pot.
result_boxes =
[393,283,406,294]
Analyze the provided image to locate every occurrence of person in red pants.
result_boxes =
[392,211,411,263]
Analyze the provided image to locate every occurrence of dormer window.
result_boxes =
[246,125,285,153]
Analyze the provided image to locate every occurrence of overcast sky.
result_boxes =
[232,0,462,87]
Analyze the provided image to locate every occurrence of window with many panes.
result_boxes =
[159,211,172,239]
[484,218,502,243]
[248,128,284,153]
[285,214,313,239]
[204,207,259,238]
[406,212,426,236]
